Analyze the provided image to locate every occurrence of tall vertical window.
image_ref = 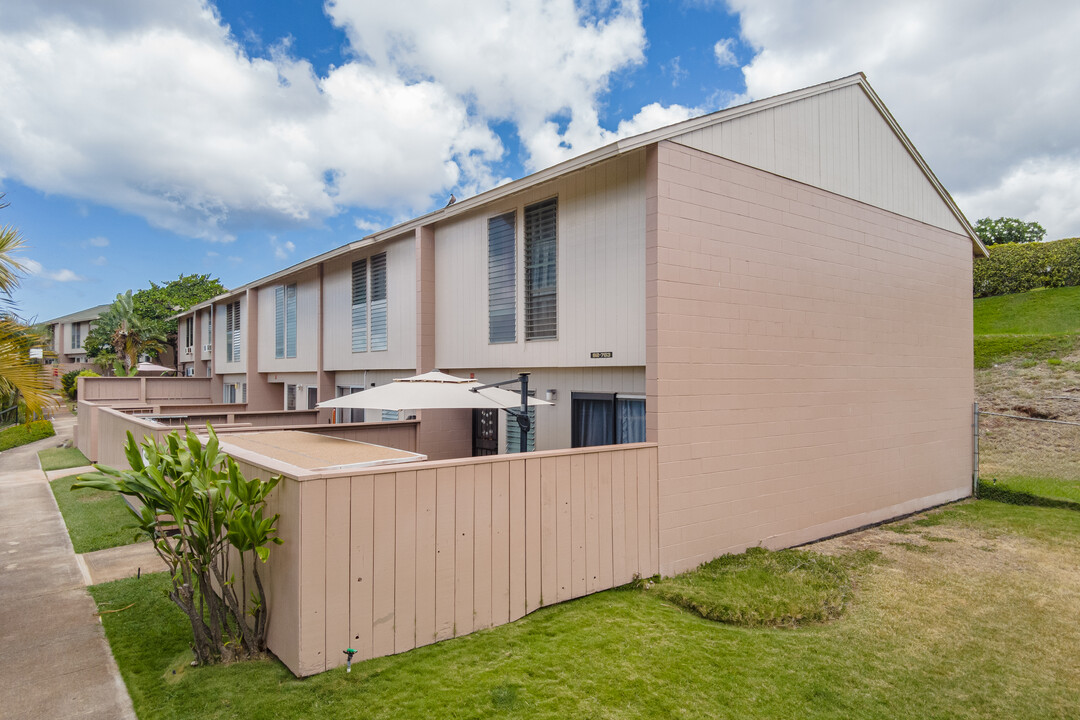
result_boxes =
[285,384,297,411]
[351,258,367,352]
[225,301,241,363]
[488,212,516,343]
[185,317,194,349]
[70,323,82,349]
[524,198,557,340]
[274,284,297,359]
[370,252,388,351]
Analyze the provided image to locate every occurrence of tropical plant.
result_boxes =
[61,368,100,401]
[133,274,225,361]
[74,425,282,664]
[86,290,167,371]
[0,194,54,419]
[975,217,1046,246]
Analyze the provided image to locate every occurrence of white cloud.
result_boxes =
[727,0,1080,238]
[0,0,691,241]
[87,236,109,247]
[713,38,737,67]
[22,257,85,282]
[91,255,107,266]
[269,236,296,260]
[353,217,383,233]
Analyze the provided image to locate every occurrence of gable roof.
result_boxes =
[178,73,985,317]
[45,303,111,325]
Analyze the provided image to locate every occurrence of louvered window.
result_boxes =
[286,384,297,411]
[184,318,194,349]
[488,212,516,343]
[274,284,297,359]
[370,252,388,351]
[71,323,81,349]
[524,198,557,340]
[225,301,241,363]
[351,259,367,352]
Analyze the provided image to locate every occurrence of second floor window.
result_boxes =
[185,317,194,349]
[524,198,557,340]
[351,252,388,352]
[71,323,82,350]
[274,284,297,359]
[225,301,241,363]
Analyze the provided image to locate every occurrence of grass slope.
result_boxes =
[92,496,1080,720]
[38,446,90,471]
[973,286,1080,368]
[50,473,140,553]
[0,419,54,451]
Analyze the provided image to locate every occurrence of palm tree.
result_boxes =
[0,194,54,419]
[99,290,167,371]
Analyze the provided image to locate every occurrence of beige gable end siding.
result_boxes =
[673,83,967,238]
[648,141,973,576]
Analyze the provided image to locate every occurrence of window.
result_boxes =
[571,393,645,448]
[524,198,557,340]
[352,252,388,352]
[336,385,364,423]
[225,301,241,363]
[381,409,400,422]
[370,253,388,351]
[488,212,516,343]
[70,323,82,350]
[274,284,297,359]
[185,317,194,350]
[506,391,536,453]
[286,384,297,411]
[223,381,246,404]
[351,259,367,352]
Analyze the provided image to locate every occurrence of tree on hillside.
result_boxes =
[133,274,226,365]
[0,194,54,419]
[975,217,1046,246]
[85,290,167,371]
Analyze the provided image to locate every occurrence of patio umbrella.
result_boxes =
[316,371,551,412]
[135,361,175,375]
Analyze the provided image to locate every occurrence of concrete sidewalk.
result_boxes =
[0,409,138,720]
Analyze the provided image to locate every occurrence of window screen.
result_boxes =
[370,252,388,351]
[524,198,557,340]
[351,259,367,352]
[488,212,516,343]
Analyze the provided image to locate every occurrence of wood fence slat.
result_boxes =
[300,479,327,673]
[324,478,351,669]
[414,469,437,647]
[637,449,651,578]
[540,456,558,607]
[556,455,572,603]
[508,459,527,621]
[454,465,475,637]
[371,475,396,658]
[610,451,627,585]
[648,447,659,575]
[570,453,587,598]
[491,461,511,625]
[623,450,639,577]
[524,458,542,613]
[349,475,374,660]
[435,467,457,641]
[394,471,417,653]
[472,463,493,630]
[597,451,614,589]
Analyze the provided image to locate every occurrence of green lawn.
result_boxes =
[0,419,54,451]
[38,446,91,471]
[50,473,140,553]
[91,493,1080,720]
[974,285,1080,335]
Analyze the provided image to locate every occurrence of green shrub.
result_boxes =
[0,419,55,451]
[61,369,100,401]
[974,237,1080,298]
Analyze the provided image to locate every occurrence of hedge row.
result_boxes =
[974,237,1080,298]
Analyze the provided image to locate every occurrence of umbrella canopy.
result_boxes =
[135,361,175,374]
[317,371,553,411]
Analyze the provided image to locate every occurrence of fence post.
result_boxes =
[972,401,980,496]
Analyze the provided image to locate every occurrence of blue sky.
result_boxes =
[2,1,1077,321]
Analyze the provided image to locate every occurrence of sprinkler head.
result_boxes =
[344,648,357,672]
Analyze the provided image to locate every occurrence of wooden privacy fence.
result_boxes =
[228,442,660,677]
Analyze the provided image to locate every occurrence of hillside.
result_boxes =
[974,285,1080,483]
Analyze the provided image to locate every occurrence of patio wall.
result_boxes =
[78,376,214,404]
[223,442,659,677]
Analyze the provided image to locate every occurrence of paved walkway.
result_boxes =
[0,408,138,720]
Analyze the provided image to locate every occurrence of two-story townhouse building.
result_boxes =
[176,73,985,573]
[43,303,110,373]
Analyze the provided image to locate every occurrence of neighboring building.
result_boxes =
[43,303,110,370]
[176,73,985,575]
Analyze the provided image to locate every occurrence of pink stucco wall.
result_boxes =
[648,141,975,575]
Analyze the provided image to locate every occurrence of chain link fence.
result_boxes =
[977,405,1080,484]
